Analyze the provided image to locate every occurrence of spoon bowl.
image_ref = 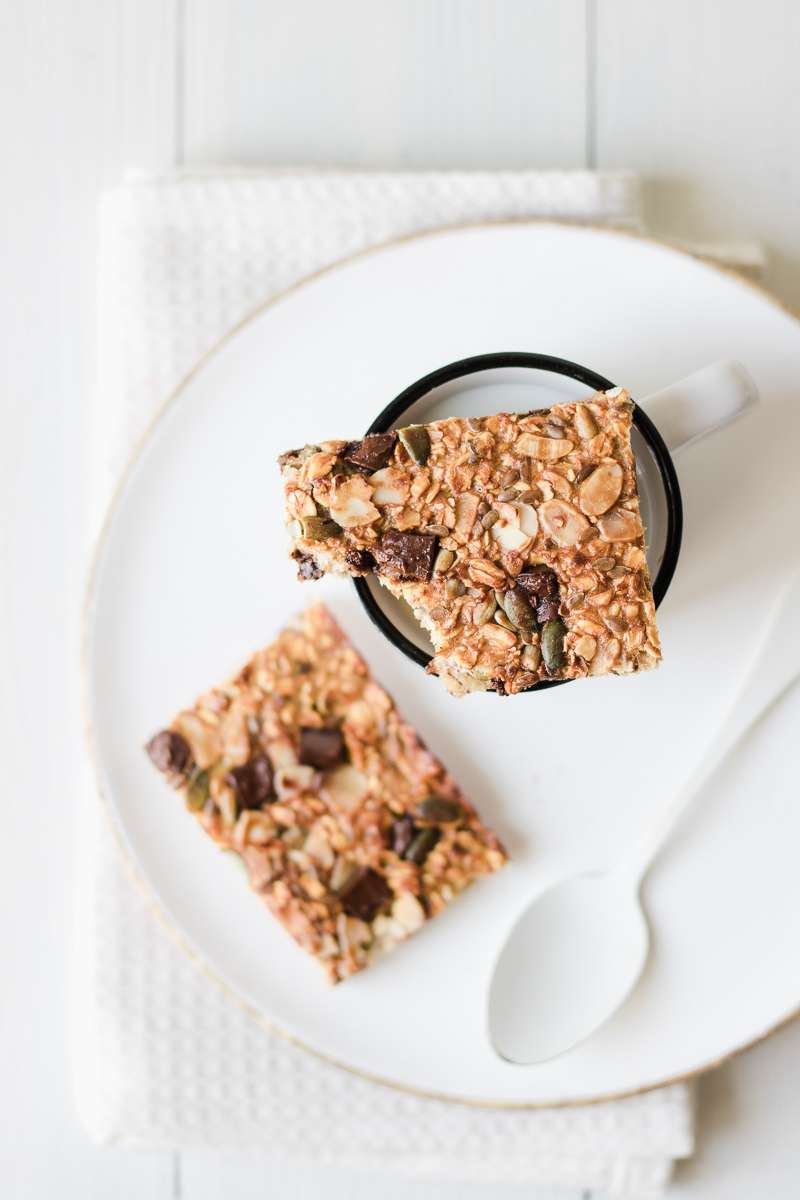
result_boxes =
[488,874,649,1064]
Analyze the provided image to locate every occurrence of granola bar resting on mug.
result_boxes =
[145,605,507,983]
[277,391,661,695]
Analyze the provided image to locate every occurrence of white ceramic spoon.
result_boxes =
[488,566,800,1065]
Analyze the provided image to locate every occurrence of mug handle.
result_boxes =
[638,360,759,453]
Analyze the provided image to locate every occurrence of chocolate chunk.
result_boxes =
[536,596,561,623]
[293,551,323,581]
[344,547,375,573]
[490,678,509,696]
[225,755,274,810]
[299,726,346,770]
[517,564,561,622]
[517,565,559,598]
[373,529,438,581]
[338,867,393,921]
[389,814,417,857]
[343,432,396,472]
[146,730,193,775]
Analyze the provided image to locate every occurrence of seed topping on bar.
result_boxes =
[277,392,661,695]
[145,605,506,982]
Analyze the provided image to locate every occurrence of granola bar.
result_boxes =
[145,605,506,982]
[277,391,661,695]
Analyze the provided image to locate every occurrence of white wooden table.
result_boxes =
[2,3,799,1197]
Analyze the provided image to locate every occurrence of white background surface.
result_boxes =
[2,2,799,1197]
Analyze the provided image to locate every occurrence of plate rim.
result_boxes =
[81,217,800,1108]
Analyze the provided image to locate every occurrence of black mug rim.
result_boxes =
[353,351,683,693]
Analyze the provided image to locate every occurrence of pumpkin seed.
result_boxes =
[404,826,440,865]
[300,515,341,540]
[517,489,539,504]
[541,619,567,672]
[417,796,463,822]
[608,564,630,580]
[521,643,541,671]
[445,577,466,598]
[481,509,499,529]
[594,556,615,571]
[433,548,455,574]
[494,610,516,631]
[398,425,430,465]
[424,523,450,537]
[496,487,518,502]
[503,587,537,631]
[186,768,210,811]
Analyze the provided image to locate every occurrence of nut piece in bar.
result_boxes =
[277,391,661,696]
[144,605,506,982]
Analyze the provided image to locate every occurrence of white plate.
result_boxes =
[85,223,800,1106]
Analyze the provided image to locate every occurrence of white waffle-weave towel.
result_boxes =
[75,168,695,1195]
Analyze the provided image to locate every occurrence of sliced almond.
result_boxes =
[541,469,572,499]
[219,708,250,766]
[302,452,337,482]
[538,499,591,546]
[454,492,480,541]
[515,433,574,460]
[516,502,539,537]
[275,764,320,800]
[491,521,530,552]
[328,475,380,528]
[173,711,221,768]
[574,404,599,439]
[392,892,426,934]
[597,506,643,542]
[590,636,622,675]
[574,634,597,661]
[322,764,369,811]
[369,467,410,505]
[285,487,318,519]
[578,461,624,516]
[303,824,335,870]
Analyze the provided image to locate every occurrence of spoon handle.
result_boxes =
[619,565,800,887]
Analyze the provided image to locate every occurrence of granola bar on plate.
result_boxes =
[278,390,661,695]
[145,605,506,982]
